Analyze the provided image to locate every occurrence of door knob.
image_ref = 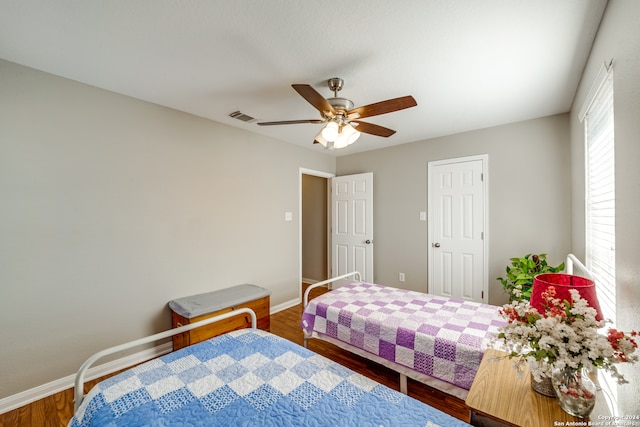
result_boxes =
[365,239,372,244]
[433,242,441,248]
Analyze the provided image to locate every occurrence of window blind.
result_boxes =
[583,64,615,325]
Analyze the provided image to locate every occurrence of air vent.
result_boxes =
[229,111,258,123]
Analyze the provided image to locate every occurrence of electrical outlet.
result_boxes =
[399,272,405,282]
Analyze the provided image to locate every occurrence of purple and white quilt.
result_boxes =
[301,283,505,390]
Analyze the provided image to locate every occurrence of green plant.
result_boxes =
[497,253,565,301]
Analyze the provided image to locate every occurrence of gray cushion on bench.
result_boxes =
[169,284,271,318]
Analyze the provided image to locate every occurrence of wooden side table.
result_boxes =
[466,349,584,427]
[169,284,271,351]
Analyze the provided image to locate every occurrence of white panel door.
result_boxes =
[428,156,487,302]
[331,172,373,286]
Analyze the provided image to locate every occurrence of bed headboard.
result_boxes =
[565,253,593,279]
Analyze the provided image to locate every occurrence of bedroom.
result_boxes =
[1,0,638,423]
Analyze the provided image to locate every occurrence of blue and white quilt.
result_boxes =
[69,329,469,426]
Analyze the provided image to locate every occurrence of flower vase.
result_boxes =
[552,367,596,418]
[530,373,556,397]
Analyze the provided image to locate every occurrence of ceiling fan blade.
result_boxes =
[292,84,336,115]
[348,95,417,119]
[351,121,396,137]
[257,119,324,126]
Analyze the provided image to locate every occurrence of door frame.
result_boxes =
[299,168,335,302]
[427,154,489,302]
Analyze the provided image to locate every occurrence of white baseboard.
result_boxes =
[0,342,172,415]
[1,301,305,415]
[270,298,299,314]
[302,277,333,290]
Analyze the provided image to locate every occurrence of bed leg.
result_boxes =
[399,374,408,394]
[304,337,308,349]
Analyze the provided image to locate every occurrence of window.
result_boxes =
[580,61,615,325]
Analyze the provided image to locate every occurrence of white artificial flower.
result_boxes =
[493,285,638,383]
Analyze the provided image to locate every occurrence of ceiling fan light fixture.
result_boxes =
[321,121,339,142]
[342,123,361,145]
[316,123,360,150]
[314,130,328,147]
[333,135,348,149]
[333,125,359,149]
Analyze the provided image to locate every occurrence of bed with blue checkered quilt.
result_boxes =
[69,328,469,426]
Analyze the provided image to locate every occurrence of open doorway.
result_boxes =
[300,168,334,301]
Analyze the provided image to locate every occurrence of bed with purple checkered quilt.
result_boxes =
[301,282,505,396]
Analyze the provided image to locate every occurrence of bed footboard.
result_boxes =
[302,271,361,349]
[302,271,362,307]
[73,308,256,412]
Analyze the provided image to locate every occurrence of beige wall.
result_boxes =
[301,174,328,282]
[3,1,639,408]
[569,0,640,412]
[0,59,335,398]
[337,114,572,305]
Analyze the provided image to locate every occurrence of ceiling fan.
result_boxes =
[257,78,417,149]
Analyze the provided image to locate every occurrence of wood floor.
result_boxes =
[0,285,469,426]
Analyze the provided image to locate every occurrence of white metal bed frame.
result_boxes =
[563,254,619,413]
[566,253,593,279]
[73,308,257,412]
[302,254,591,314]
[300,255,592,398]
[302,271,362,312]
[302,270,468,397]
[73,256,590,412]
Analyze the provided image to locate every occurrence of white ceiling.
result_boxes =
[0,0,607,156]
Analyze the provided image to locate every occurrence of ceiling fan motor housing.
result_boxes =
[328,97,354,114]
[328,77,344,93]
[327,78,354,116]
